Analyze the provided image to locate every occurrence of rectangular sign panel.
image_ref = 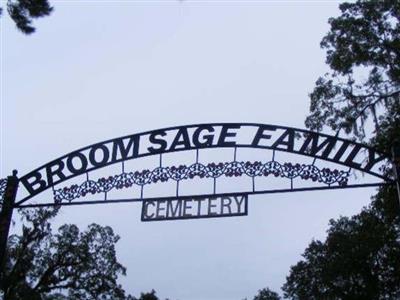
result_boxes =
[141,194,248,222]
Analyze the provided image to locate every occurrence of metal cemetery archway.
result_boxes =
[1,123,396,206]
[1,123,399,268]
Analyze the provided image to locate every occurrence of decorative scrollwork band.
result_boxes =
[0,178,7,205]
[53,161,350,203]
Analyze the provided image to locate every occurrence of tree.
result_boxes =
[283,1,400,299]
[252,288,281,300]
[133,290,159,300]
[304,0,400,152]
[1,0,53,34]
[282,185,400,299]
[131,289,174,300]
[1,207,133,300]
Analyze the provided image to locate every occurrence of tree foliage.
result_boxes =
[282,186,400,299]
[283,1,400,299]
[252,288,281,300]
[1,208,133,300]
[133,290,159,300]
[304,0,400,150]
[1,0,53,34]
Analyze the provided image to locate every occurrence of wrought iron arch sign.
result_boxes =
[0,123,395,210]
[1,122,399,268]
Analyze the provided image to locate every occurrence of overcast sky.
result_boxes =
[1,1,382,299]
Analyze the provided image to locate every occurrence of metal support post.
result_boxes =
[0,170,18,284]
[392,145,400,210]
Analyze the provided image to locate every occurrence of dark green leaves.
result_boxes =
[282,187,400,300]
[290,2,400,299]
[6,0,53,34]
[2,208,132,300]
[253,288,281,300]
[306,0,400,149]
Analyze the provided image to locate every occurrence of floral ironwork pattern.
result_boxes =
[0,178,8,203]
[53,161,350,203]
[0,178,7,208]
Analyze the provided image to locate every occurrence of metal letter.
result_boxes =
[166,200,182,218]
[344,145,362,169]
[170,128,191,151]
[45,160,66,186]
[148,130,168,153]
[298,133,336,159]
[183,199,193,217]
[208,197,218,215]
[194,197,205,215]
[142,201,155,220]
[271,129,295,151]
[234,195,246,213]
[111,135,140,162]
[217,125,241,147]
[156,200,166,219]
[66,151,88,174]
[252,125,277,147]
[364,148,386,171]
[20,171,47,195]
[192,125,215,147]
[220,197,232,214]
[89,144,110,167]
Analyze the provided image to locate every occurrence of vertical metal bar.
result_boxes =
[176,181,179,197]
[291,178,293,190]
[140,186,144,199]
[0,171,18,285]
[392,145,400,209]
[272,150,275,162]
[122,161,125,173]
[196,149,199,163]
[252,177,255,192]
[234,147,237,161]
[159,154,162,168]
[312,157,317,166]
[244,194,249,215]
[213,178,216,194]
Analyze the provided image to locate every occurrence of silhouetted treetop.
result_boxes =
[2,0,53,34]
[253,288,281,300]
[284,1,400,298]
[1,207,133,300]
[305,0,400,146]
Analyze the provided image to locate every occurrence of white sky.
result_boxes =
[1,1,381,299]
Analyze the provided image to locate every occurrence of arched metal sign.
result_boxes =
[0,123,398,266]
[0,123,395,210]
